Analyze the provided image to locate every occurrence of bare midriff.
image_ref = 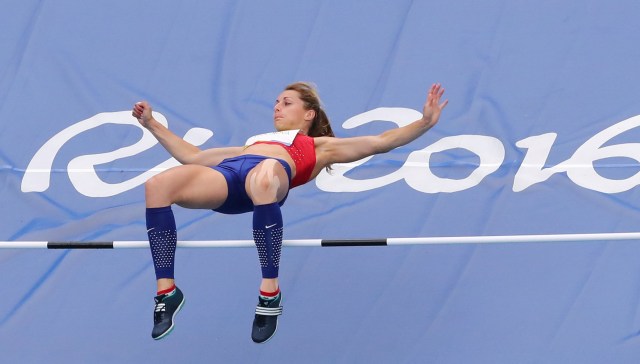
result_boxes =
[242,143,297,177]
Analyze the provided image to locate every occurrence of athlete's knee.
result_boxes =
[145,173,167,195]
[254,170,279,193]
[145,176,158,197]
[145,170,177,205]
[249,160,285,203]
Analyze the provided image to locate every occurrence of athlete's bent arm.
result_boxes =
[132,101,243,166]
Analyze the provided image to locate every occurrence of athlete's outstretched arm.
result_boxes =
[316,83,449,165]
[132,101,243,166]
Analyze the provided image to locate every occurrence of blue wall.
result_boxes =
[2,1,640,362]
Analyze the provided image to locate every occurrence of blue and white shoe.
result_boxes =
[151,286,185,340]
[251,292,283,343]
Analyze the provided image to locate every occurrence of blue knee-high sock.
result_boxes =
[253,203,283,279]
[146,206,177,280]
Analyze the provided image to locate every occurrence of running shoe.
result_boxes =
[251,292,283,343]
[151,286,185,340]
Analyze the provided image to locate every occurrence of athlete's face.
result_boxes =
[273,90,315,132]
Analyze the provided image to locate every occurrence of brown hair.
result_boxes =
[285,82,335,138]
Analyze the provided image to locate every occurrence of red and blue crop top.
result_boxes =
[252,133,316,188]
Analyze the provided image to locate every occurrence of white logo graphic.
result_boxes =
[316,108,640,194]
[265,224,277,229]
[21,111,212,197]
[21,108,640,197]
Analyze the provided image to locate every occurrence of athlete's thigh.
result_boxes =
[155,164,228,209]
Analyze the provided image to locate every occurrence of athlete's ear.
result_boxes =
[304,109,316,122]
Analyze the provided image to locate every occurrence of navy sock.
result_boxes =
[253,203,283,279]
[146,206,177,280]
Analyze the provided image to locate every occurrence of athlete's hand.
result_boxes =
[421,83,448,128]
[132,101,153,128]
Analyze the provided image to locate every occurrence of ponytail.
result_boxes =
[307,108,334,138]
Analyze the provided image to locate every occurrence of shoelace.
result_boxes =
[155,303,166,313]
[154,302,166,323]
[255,298,282,326]
[255,310,267,326]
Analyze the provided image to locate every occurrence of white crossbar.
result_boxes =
[1,232,640,249]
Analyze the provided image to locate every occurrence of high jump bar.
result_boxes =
[2,232,640,249]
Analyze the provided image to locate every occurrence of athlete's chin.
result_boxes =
[274,121,289,131]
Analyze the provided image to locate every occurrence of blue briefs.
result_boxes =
[211,154,292,214]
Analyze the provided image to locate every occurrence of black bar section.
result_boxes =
[47,242,114,249]
[321,239,387,247]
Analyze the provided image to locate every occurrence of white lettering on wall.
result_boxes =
[21,110,640,197]
[514,115,640,193]
[317,111,640,194]
[315,108,504,193]
[21,111,213,197]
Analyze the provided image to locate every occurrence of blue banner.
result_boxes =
[2,1,640,363]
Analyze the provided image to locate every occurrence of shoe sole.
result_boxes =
[153,296,186,341]
[254,324,278,344]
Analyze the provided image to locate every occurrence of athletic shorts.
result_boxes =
[211,154,292,214]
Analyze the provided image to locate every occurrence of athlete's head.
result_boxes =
[273,82,335,137]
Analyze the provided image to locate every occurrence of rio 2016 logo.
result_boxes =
[21,108,640,197]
